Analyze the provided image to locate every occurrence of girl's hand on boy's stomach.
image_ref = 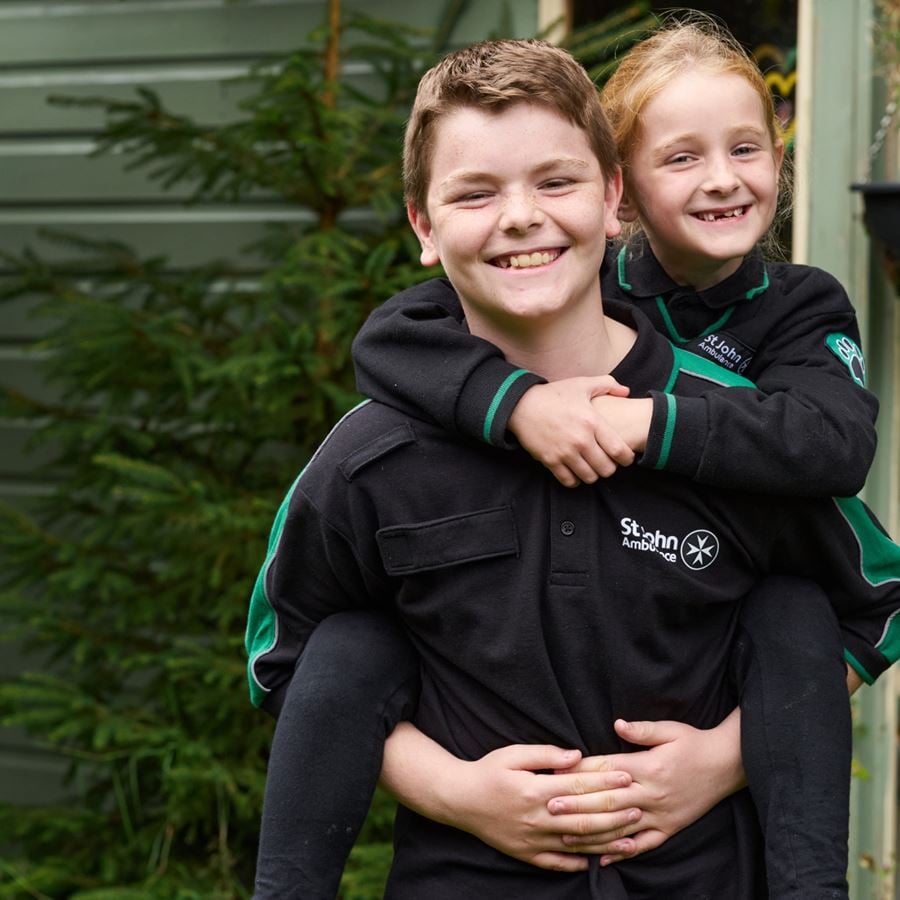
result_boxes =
[509,377,635,487]
[548,713,745,864]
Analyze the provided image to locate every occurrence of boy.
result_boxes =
[248,39,897,898]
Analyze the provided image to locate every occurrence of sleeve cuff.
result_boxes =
[640,392,707,477]
[842,642,888,686]
[456,358,545,448]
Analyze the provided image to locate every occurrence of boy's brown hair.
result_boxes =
[403,39,619,214]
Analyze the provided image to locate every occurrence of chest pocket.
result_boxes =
[376,505,519,575]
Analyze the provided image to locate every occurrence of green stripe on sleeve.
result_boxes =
[654,394,677,470]
[483,368,529,445]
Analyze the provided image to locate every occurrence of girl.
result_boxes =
[251,20,879,899]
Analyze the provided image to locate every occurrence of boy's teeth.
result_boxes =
[498,250,559,269]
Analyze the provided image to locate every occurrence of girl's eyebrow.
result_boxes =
[651,125,769,160]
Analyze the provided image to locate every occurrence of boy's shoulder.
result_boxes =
[306,400,424,477]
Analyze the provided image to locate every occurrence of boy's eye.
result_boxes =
[667,153,695,165]
[541,178,573,190]
[455,191,492,203]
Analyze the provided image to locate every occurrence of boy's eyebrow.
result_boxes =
[437,157,593,191]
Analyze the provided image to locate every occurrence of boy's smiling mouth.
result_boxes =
[491,248,565,269]
[692,205,749,223]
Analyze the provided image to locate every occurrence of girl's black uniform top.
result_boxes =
[245,300,900,899]
[352,242,879,498]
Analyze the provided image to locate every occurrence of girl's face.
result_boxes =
[621,69,784,290]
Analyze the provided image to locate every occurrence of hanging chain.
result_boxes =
[869,98,898,163]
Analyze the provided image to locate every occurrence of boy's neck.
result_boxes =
[466,302,637,381]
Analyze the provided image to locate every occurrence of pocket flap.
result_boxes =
[377,505,519,575]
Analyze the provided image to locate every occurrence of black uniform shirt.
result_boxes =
[352,241,879,497]
[247,301,900,898]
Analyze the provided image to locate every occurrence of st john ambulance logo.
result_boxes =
[620,517,720,570]
[680,530,720,570]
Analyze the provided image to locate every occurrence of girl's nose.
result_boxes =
[702,156,740,194]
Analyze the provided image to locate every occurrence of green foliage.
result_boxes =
[0,4,652,897]
[0,9,451,898]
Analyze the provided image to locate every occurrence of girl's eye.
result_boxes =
[667,153,695,165]
[733,145,758,157]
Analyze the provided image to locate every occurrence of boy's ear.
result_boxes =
[604,167,624,239]
[407,203,441,267]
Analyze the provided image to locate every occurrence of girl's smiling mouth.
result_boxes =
[692,206,749,223]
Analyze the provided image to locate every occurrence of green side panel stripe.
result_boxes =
[616,245,632,291]
[244,399,371,707]
[245,469,305,708]
[844,649,875,685]
[655,297,736,345]
[833,496,900,588]
[655,393,677,470]
[483,368,529,445]
[745,267,769,300]
[833,496,900,664]
[671,345,756,388]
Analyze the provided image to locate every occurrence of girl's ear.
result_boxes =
[617,188,640,223]
[773,138,786,175]
[407,203,441,267]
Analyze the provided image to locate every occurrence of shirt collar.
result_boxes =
[615,238,769,309]
[603,297,675,397]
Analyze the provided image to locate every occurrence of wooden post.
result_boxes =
[796,1,899,896]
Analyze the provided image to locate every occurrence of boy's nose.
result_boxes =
[498,191,544,232]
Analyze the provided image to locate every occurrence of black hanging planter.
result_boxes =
[851,181,900,287]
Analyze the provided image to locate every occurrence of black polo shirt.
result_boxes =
[247,301,899,898]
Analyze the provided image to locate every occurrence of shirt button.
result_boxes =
[560,520,575,536]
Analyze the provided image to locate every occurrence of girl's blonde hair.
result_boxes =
[601,16,792,255]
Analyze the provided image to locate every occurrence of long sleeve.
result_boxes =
[352,278,544,447]
[641,267,878,497]
[245,473,388,716]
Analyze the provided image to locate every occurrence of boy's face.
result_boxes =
[408,102,621,339]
